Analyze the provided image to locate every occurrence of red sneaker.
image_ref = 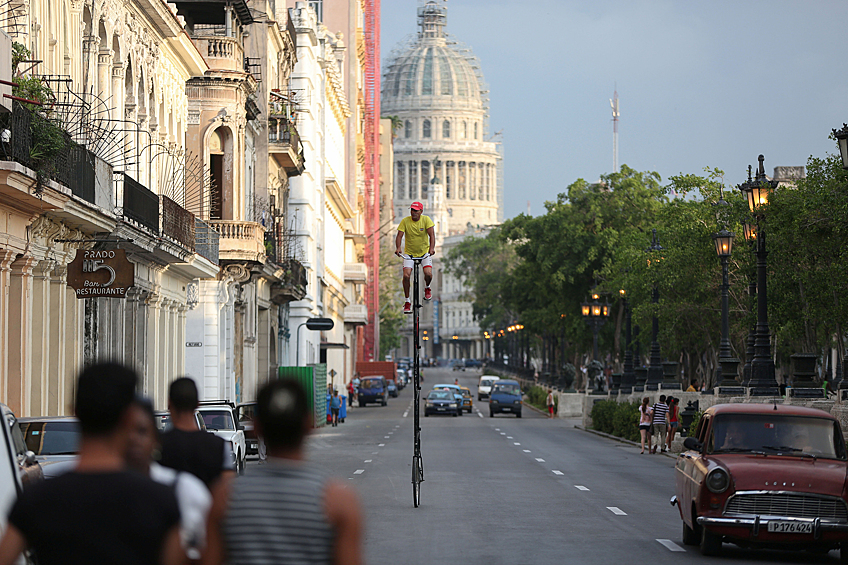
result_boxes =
[424,287,432,301]
[403,301,412,314]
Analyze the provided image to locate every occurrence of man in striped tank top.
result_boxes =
[205,379,363,565]
[650,395,669,454]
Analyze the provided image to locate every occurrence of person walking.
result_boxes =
[666,397,679,451]
[127,396,212,562]
[0,363,182,565]
[330,389,341,427]
[206,378,363,565]
[638,397,652,454]
[347,380,356,407]
[546,390,556,419]
[395,201,436,314]
[650,395,669,454]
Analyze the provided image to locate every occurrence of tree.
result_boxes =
[379,247,403,358]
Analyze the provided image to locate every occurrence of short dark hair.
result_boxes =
[659,395,666,403]
[169,377,199,412]
[256,379,309,450]
[75,362,138,437]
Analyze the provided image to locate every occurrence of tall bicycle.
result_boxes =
[401,253,428,507]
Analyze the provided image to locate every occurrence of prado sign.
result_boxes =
[67,249,134,299]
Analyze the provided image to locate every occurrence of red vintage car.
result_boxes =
[672,403,848,560]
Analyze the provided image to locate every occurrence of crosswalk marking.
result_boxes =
[552,470,564,476]
[523,449,531,453]
[535,458,545,462]
[574,485,590,491]
[378,443,385,447]
[607,507,627,515]
[354,469,364,475]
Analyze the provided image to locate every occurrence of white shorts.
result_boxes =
[403,255,432,269]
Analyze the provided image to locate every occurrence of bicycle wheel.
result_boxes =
[412,456,420,508]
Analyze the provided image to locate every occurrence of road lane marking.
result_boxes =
[523,450,531,453]
[364,460,372,463]
[403,412,409,418]
[574,485,590,491]
[388,432,393,435]
[500,432,506,435]
[535,458,545,462]
[495,428,500,431]
[378,443,385,447]
[507,436,513,439]
[552,470,564,476]
[514,442,521,445]
[656,539,685,552]
[478,412,483,418]
[384,436,390,438]
[354,469,364,475]
[607,507,627,515]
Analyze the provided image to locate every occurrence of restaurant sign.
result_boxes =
[67,249,134,299]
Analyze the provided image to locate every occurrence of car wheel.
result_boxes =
[381,400,387,407]
[425,412,429,417]
[700,527,722,557]
[840,543,848,565]
[457,408,462,416]
[478,395,482,401]
[489,410,494,417]
[452,411,457,417]
[359,401,365,408]
[682,520,699,546]
[516,411,522,418]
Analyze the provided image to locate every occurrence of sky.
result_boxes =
[380,0,848,220]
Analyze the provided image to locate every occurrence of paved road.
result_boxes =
[248,368,841,564]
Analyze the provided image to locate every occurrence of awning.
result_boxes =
[320,342,349,349]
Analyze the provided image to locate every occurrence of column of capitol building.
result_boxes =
[382,1,502,362]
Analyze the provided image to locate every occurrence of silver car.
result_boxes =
[17,417,80,479]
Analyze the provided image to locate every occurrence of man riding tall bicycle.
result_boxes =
[395,201,436,314]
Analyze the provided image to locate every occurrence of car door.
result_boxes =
[677,414,709,525]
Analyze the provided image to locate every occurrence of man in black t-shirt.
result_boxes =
[0,363,182,565]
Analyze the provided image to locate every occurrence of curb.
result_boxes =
[522,399,550,417]
[575,425,677,458]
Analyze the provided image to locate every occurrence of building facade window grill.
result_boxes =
[409,160,418,199]
[396,161,406,199]
[442,120,450,139]
[404,120,412,139]
[422,119,431,138]
[421,160,430,197]
[445,161,454,198]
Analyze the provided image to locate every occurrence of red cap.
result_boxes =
[410,201,424,211]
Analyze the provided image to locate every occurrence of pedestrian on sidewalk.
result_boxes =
[0,362,183,565]
[638,397,652,454]
[347,380,356,407]
[666,397,680,451]
[650,395,669,454]
[330,389,341,427]
[206,378,363,565]
[546,390,556,418]
[127,396,212,561]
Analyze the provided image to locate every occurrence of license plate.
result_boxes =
[767,521,813,534]
[437,408,445,411]
[502,407,510,411]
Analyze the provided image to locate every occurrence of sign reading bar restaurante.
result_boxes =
[67,249,135,299]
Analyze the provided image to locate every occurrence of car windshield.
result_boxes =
[711,414,847,460]
[200,410,235,431]
[480,379,495,387]
[361,379,382,389]
[461,389,471,398]
[493,384,520,396]
[428,391,452,400]
[237,405,256,422]
[20,421,80,456]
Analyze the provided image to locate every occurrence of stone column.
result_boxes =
[0,250,14,410]
[146,291,163,402]
[47,263,68,415]
[111,62,125,128]
[31,260,53,415]
[6,254,35,415]
[97,49,112,103]
[81,36,100,97]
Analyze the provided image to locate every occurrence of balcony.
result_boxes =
[123,173,159,234]
[271,258,307,303]
[161,195,195,251]
[192,35,245,72]
[343,262,368,282]
[268,113,304,176]
[344,304,368,325]
[208,220,266,263]
[195,218,219,264]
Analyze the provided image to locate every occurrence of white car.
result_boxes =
[477,375,500,401]
[197,402,247,475]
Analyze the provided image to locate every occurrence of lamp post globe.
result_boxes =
[832,124,848,170]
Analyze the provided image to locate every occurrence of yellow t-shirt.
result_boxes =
[398,215,435,257]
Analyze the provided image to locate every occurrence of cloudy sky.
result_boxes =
[380,0,847,219]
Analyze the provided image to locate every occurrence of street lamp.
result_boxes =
[738,155,779,395]
[740,220,757,386]
[832,124,848,170]
[645,228,665,391]
[619,288,635,393]
[712,229,741,391]
[581,287,610,389]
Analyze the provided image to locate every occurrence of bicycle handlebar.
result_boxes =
[398,253,431,260]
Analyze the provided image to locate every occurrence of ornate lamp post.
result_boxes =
[581,288,610,390]
[833,124,848,170]
[712,229,742,392]
[738,155,779,395]
[619,288,635,393]
[740,221,757,386]
[645,229,664,391]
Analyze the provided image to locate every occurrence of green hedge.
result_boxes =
[525,385,557,413]
[590,400,641,442]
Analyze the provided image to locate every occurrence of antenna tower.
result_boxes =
[610,88,620,173]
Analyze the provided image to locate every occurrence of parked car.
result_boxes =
[18,416,81,478]
[387,380,399,398]
[424,389,459,417]
[477,375,500,401]
[449,359,466,372]
[489,380,522,418]
[1,404,30,562]
[358,376,388,407]
[432,384,464,417]
[2,403,41,488]
[464,359,482,368]
[196,401,247,474]
[236,402,258,456]
[459,386,473,413]
[672,403,848,558]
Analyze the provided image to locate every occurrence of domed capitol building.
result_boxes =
[384,1,502,362]
[382,1,502,234]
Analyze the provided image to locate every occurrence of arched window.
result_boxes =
[474,122,478,140]
[462,121,467,139]
[422,119,431,138]
[445,161,454,198]
[442,120,450,139]
[405,120,412,139]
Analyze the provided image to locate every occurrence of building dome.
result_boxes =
[382,2,484,113]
